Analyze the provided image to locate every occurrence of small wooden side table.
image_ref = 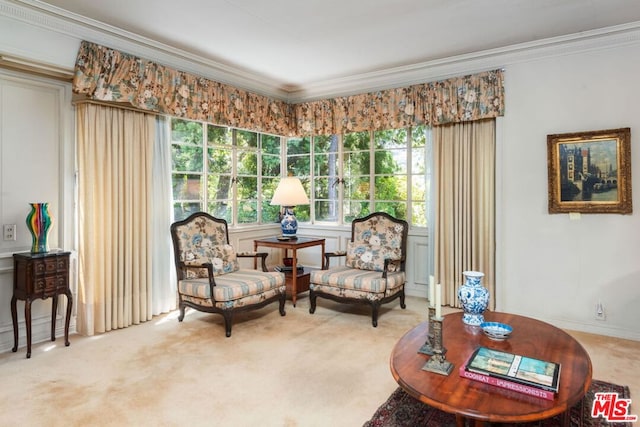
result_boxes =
[253,237,325,306]
[11,250,73,358]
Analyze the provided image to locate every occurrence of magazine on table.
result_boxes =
[465,346,561,392]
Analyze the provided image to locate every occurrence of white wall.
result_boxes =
[0,69,76,353]
[497,44,640,340]
[1,2,639,341]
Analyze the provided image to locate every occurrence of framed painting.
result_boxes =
[547,127,632,214]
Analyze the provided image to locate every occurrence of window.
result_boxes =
[343,131,371,221]
[171,118,282,223]
[410,126,429,227]
[373,128,408,220]
[171,117,430,228]
[171,119,205,219]
[292,126,430,227]
[313,135,340,222]
[283,136,311,222]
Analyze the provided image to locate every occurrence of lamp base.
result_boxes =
[281,207,298,237]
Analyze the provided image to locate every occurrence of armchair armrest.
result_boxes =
[323,250,346,270]
[237,251,269,272]
[382,257,405,279]
[178,261,217,289]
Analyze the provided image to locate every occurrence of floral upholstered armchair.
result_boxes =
[309,212,408,327]
[170,212,286,337]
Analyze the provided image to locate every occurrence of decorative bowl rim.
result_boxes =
[480,322,512,340]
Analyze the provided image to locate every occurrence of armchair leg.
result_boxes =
[178,303,186,322]
[400,289,406,309]
[309,290,317,314]
[371,301,381,327]
[279,293,286,316]
[223,311,233,338]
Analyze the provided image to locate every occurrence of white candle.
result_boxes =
[435,283,442,318]
[429,275,435,307]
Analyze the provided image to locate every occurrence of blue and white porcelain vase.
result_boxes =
[280,207,298,237]
[457,271,489,326]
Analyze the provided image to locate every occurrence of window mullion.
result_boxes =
[369,130,375,211]
[257,134,262,224]
[337,134,344,225]
[406,127,412,226]
[231,129,238,226]
[202,122,208,212]
[309,136,315,223]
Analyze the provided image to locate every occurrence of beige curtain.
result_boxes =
[433,119,495,309]
[76,103,155,335]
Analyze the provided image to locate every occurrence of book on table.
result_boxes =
[274,265,304,273]
[464,346,561,393]
[459,364,556,400]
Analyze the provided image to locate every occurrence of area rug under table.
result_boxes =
[364,379,631,427]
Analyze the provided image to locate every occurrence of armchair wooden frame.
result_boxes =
[170,212,286,337]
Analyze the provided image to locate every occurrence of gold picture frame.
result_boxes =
[547,127,632,214]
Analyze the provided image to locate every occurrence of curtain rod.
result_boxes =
[72,96,164,117]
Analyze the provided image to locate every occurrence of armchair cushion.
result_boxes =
[343,215,405,272]
[175,214,241,278]
[310,266,405,294]
[181,286,284,310]
[179,269,285,302]
[183,244,240,278]
[345,241,402,272]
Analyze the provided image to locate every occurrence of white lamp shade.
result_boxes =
[270,177,310,206]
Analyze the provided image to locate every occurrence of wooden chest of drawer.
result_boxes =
[11,250,72,358]
[15,253,69,298]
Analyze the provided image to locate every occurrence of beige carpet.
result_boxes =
[0,296,638,427]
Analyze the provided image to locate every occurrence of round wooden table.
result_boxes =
[390,312,592,426]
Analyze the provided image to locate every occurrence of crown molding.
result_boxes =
[3,0,640,104]
[1,0,291,99]
[287,21,640,103]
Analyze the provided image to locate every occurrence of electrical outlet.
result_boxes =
[595,302,606,321]
[3,224,16,241]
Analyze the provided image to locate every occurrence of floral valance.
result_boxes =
[73,41,505,136]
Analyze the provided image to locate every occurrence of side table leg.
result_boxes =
[25,299,32,359]
[291,250,298,307]
[51,294,58,341]
[11,296,18,352]
[253,241,258,269]
[64,291,73,346]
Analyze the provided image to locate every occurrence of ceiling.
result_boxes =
[24,0,640,95]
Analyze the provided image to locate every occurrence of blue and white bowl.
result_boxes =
[480,322,513,341]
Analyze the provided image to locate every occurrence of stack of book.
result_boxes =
[459,346,561,400]
[274,265,304,273]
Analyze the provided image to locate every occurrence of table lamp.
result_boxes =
[270,176,309,238]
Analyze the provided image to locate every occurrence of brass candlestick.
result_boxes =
[418,306,436,355]
[421,316,453,376]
